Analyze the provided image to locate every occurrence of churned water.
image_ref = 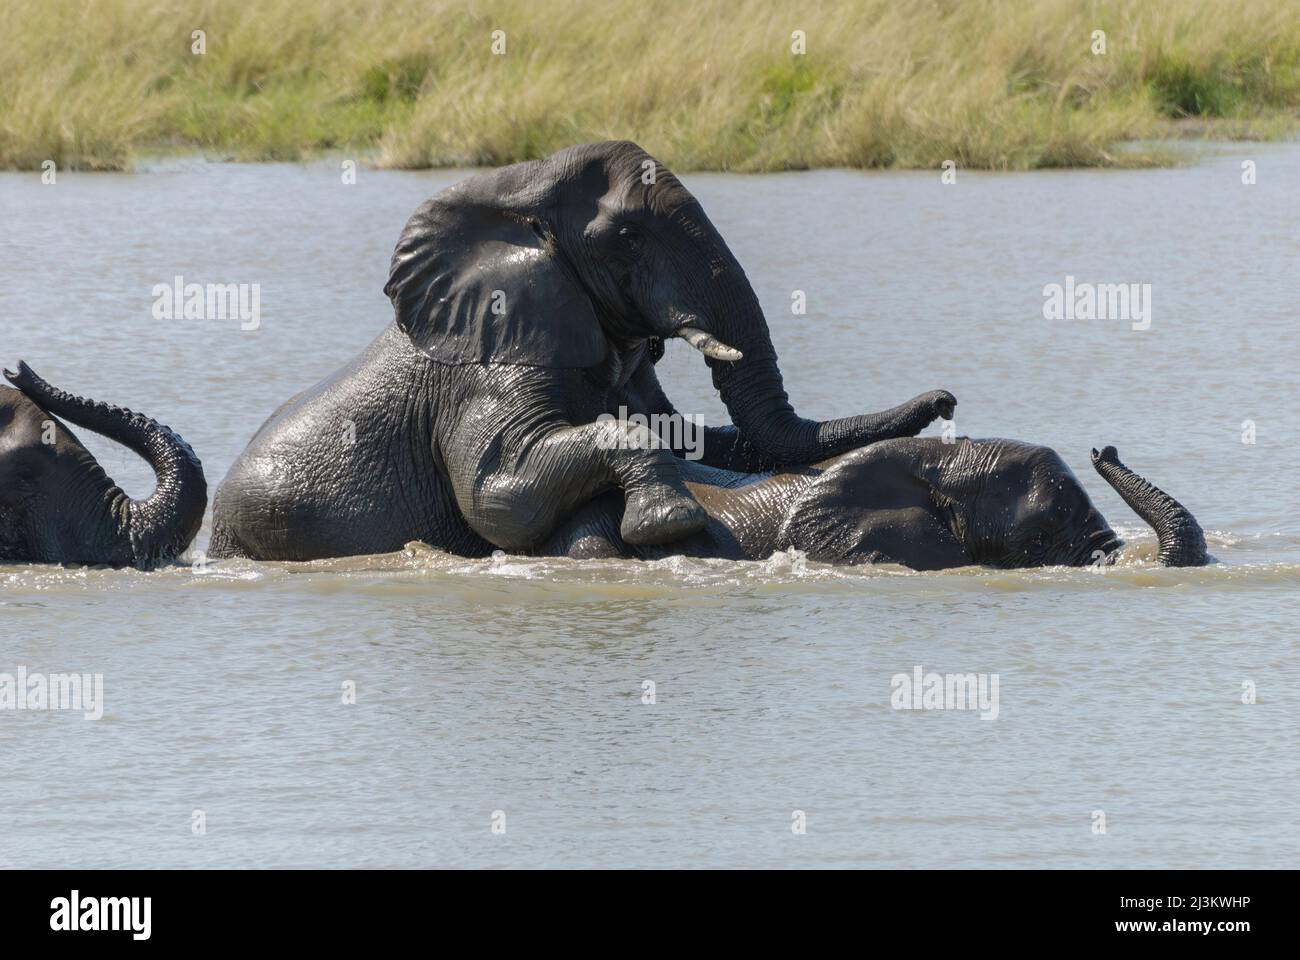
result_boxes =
[1,142,1297,867]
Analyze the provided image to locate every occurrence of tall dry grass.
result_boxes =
[1,0,1297,171]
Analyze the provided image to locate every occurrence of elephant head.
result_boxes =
[967,442,1205,568]
[0,362,207,569]
[385,140,923,464]
[785,437,1206,568]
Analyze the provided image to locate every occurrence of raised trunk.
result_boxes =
[702,276,934,466]
[6,362,207,569]
[710,355,938,465]
[1091,446,1207,567]
[662,203,945,468]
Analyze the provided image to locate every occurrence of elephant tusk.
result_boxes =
[675,326,743,362]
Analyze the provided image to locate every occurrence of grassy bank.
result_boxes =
[2,0,1298,172]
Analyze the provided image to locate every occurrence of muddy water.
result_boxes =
[1,143,1298,867]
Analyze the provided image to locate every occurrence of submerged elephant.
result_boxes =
[536,438,1207,570]
[0,362,207,568]
[211,140,955,561]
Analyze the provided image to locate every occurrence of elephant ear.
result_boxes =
[384,197,608,368]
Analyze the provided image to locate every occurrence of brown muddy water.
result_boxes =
[1,143,1298,867]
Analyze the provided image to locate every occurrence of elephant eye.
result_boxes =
[617,226,643,258]
[525,216,545,237]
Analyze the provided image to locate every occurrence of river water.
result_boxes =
[1,143,1298,868]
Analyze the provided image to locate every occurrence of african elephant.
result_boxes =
[536,438,1207,570]
[210,141,955,561]
[0,362,207,568]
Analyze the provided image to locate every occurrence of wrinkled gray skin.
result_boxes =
[0,363,207,569]
[537,438,1207,570]
[210,141,955,561]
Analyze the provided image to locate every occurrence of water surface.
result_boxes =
[2,143,1298,867]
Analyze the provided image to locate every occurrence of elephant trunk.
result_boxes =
[1091,446,1206,567]
[5,362,207,569]
[702,284,909,466]
[710,355,834,464]
[666,206,935,468]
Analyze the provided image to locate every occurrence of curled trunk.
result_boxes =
[5,362,207,569]
[690,244,935,466]
[710,355,926,465]
[1091,446,1206,567]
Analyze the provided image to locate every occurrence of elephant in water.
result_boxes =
[0,363,207,568]
[535,438,1207,570]
[211,140,954,561]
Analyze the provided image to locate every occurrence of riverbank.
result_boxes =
[2,0,1298,172]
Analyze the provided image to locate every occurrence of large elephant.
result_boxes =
[210,141,955,561]
[535,438,1207,570]
[0,362,207,568]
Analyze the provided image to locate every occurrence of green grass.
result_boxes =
[1,0,1298,172]
[1148,49,1300,117]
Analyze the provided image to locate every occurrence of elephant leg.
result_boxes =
[535,492,630,559]
[444,413,706,552]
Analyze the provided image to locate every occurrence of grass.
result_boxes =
[1,0,1298,172]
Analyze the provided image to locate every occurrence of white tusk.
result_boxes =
[675,325,743,362]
